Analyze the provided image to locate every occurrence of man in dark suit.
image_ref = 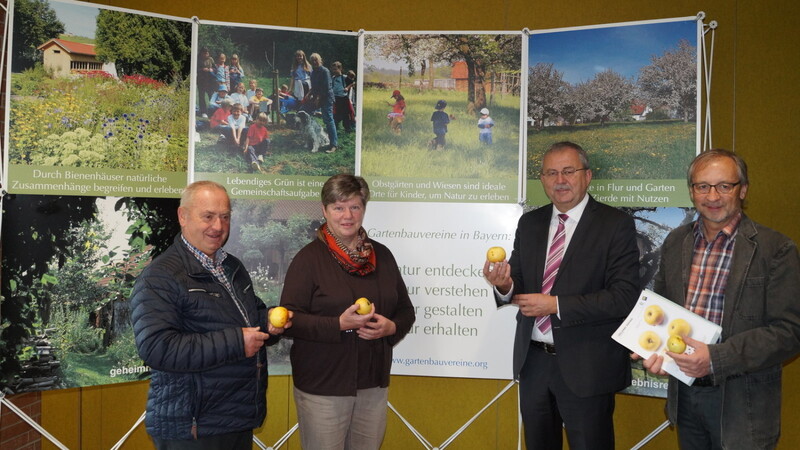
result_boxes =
[484,142,640,449]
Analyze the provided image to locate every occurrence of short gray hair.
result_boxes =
[181,181,228,208]
[543,141,590,170]
[687,148,749,187]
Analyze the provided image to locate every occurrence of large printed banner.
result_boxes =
[4,0,192,197]
[0,0,700,400]
[361,32,524,204]
[193,22,358,196]
[526,18,701,208]
[365,202,520,379]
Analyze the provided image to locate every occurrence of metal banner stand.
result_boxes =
[388,380,518,449]
[630,13,717,449]
[0,392,69,449]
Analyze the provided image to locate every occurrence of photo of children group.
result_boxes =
[193,24,358,177]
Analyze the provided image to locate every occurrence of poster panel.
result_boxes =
[526,18,701,207]
[361,32,524,204]
[222,197,326,375]
[192,21,358,197]
[0,194,180,392]
[363,201,521,379]
[4,0,192,198]
[624,206,696,397]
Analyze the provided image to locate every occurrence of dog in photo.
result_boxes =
[296,110,330,153]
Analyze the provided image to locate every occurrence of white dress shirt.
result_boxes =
[495,194,590,343]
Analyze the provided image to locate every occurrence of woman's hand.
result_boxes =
[356,313,397,340]
[339,303,373,331]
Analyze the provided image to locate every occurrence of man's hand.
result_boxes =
[513,293,557,317]
[242,327,269,357]
[357,312,397,340]
[339,303,374,331]
[483,260,512,294]
[632,352,667,376]
[668,336,711,378]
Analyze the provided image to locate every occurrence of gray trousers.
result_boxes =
[294,386,388,450]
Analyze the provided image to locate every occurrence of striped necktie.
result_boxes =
[535,213,568,334]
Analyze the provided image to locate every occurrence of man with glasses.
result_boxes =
[484,141,640,449]
[642,148,800,449]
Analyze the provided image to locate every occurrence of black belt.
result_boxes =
[530,340,556,355]
[692,375,714,387]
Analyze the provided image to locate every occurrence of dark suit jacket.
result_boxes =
[500,195,640,397]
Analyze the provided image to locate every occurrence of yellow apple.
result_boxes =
[486,247,506,263]
[269,306,289,328]
[638,331,661,352]
[643,305,664,325]
[666,335,687,354]
[668,318,692,337]
[355,297,372,315]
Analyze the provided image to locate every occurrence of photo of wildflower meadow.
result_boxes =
[6,0,191,196]
[527,20,699,184]
[361,33,522,184]
[194,25,357,178]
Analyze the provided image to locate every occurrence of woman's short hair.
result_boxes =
[321,174,370,207]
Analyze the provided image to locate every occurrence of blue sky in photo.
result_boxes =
[49,0,99,39]
[529,20,698,84]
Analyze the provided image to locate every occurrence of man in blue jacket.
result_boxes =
[642,149,800,448]
[131,181,291,449]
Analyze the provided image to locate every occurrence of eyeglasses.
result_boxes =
[540,167,588,178]
[690,182,741,194]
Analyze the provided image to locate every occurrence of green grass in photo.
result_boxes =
[194,116,355,176]
[527,121,696,180]
[360,88,520,179]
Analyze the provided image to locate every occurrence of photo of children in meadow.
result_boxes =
[6,0,191,181]
[194,24,357,177]
[527,19,699,187]
[361,33,522,181]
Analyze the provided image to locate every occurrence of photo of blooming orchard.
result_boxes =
[527,20,699,183]
[194,24,357,177]
[5,0,191,196]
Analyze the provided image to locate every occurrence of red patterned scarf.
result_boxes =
[318,222,376,276]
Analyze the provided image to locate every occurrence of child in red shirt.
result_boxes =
[243,112,271,173]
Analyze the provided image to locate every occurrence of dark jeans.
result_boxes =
[151,429,252,450]
[676,382,724,450]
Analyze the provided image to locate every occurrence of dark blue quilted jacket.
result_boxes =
[130,236,270,440]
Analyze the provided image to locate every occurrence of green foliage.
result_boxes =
[526,121,696,179]
[105,332,140,367]
[49,304,105,355]
[360,87,519,179]
[199,26,358,79]
[194,119,355,176]
[238,215,315,281]
[38,219,112,311]
[95,10,192,83]
[11,0,65,72]
[11,64,53,95]
[9,71,189,171]
[646,110,671,121]
[33,128,106,166]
